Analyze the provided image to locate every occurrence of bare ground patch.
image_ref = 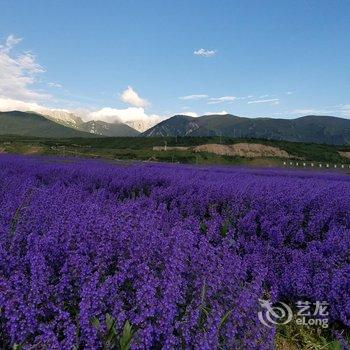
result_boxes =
[193,143,291,158]
[24,146,45,155]
[153,143,292,158]
[339,151,350,159]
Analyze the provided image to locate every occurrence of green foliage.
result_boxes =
[91,316,101,329]
[197,282,233,334]
[91,314,135,350]
[199,222,207,234]
[0,111,93,138]
[1,134,349,166]
[119,321,134,350]
[220,221,230,237]
[276,321,350,350]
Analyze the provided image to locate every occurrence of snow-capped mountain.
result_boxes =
[78,120,139,137]
[40,109,84,129]
[40,109,159,133]
[0,111,93,138]
[2,105,163,136]
[39,109,142,136]
[125,118,161,133]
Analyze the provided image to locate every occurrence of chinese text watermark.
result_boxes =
[258,299,329,328]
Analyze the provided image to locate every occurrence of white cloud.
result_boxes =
[0,97,166,125]
[236,95,254,100]
[0,97,45,112]
[336,104,350,117]
[87,106,163,124]
[0,34,49,102]
[120,86,149,108]
[289,104,350,118]
[179,94,208,100]
[204,110,229,115]
[290,108,334,115]
[207,96,236,104]
[285,91,294,95]
[0,34,22,53]
[193,48,217,57]
[0,97,82,119]
[48,82,62,88]
[182,111,198,118]
[248,98,279,105]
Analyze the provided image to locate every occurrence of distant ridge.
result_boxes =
[39,110,141,136]
[0,111,141,138]
[79,120,140,137]
[0,111,94,138]
[144,115,199,137]
[143,114,350,145]
[2,110,350,145]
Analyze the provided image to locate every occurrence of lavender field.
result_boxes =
[0,155,349,349]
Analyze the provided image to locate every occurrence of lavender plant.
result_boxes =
[0,155,349,349]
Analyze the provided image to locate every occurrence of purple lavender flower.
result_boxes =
[0,155,349,349]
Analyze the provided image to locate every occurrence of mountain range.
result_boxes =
[0,111,93,138]
[1,110,350,145]
[143,114,350,145]
[0,110,141,138]
[40,109,158,134]
[78,120,139,137]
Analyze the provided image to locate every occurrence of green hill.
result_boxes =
[143,114,350,145]
[79,120,139,137]
[0,111,95,138]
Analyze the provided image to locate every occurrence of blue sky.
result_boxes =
[0,0,349,122]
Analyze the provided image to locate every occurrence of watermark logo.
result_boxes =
[258,299,329,328]
[258,299,293,328]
